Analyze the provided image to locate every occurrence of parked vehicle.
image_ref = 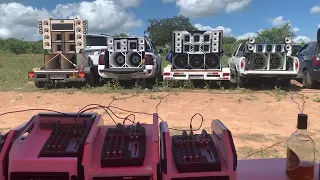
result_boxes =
[84,34,109,66]
[296,29,320,88]
[97,36,162,82]
[28,18,99,87]
[163,30,231,83]
[228,37,299,87]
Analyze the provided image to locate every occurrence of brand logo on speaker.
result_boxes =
[286,148,300,171]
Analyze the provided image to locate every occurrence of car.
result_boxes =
[296,41,320,88]
[84,34,109,66]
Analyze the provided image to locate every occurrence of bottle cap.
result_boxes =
[297,114,308,129]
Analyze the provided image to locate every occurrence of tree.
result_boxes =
[223,37,237,44]
[114,32,129,38]
[145,15,197,47]
[255,23,296,43]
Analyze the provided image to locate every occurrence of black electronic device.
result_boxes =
[39,120,89,157]
[172,129,221,173]
[101,122,146,167]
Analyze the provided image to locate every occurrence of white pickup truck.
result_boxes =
[228,37,299,87]
[163,30,231,83]
[97,36,162,82]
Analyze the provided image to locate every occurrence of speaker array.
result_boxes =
[38,18,88,53]
[246,37,292,53]
[171,30,222,70]
[106,37,145,68]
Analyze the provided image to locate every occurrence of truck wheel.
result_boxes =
[235,72,245,88]
[85,70,97,86]
[303,70,314,89]
[34,81,45,88]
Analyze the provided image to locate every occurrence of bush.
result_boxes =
[0,38,44,54]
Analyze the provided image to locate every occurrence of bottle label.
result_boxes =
[286,148,300,171]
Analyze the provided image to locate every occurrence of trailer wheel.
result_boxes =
[85,69,97,86]
[34,81,45,88]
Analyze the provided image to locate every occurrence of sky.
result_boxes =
[0,0,320,43]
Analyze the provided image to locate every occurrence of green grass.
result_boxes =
[0,54,42,91]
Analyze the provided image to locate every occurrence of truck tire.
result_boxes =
[85,69,97,86]
[235,71,245,88]
[34,81,45,88]
[303,70,315,89]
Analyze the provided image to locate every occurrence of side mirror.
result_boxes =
[317,28,320,44]
[158,49,163,54]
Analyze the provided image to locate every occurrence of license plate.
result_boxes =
[189,75,204,79]
[50,74,64,79]
[117,75,132,80]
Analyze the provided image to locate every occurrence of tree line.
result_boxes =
[0,15,305,56]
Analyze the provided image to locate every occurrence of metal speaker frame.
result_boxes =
[172,53,188,69]
[109,52,126,68]
[269,53,285,70]
[249,53,268,70]
[189,54,204,69]
[205,53,220,69]
[42,20,51,50]
[126,52,143,67]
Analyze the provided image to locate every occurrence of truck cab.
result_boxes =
[84,34,109,66]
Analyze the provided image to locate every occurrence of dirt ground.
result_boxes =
[1,90,320,160]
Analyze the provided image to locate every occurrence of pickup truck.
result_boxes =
[97,36,162,82]
[228,37,299,87]
[163,30,231,83]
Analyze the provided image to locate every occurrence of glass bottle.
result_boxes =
[286,114,315,180]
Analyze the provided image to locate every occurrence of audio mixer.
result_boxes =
[159,120,237,180]
[172,129,221,173]
[8,112,101,180]
[82,113,159,180]
[100,122,146,167]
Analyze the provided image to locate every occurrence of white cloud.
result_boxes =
[0,0,143,40]
[311,6,320,14]
[293,36,311,43]
[268,16,290,27]
[237,32,257,40]
[292,27,300,32]
[194,23,233,36]
[165,0,251,18]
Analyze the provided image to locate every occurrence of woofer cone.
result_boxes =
[189,54,204,69]
[129,53,141,67]
[205,54,220,69]
[115,53,125,66]
[173,54,188,69]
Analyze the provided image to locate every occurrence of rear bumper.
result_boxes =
[241,70,298,78]
[163,66,231,81]
[28,70,85,82]
[98,66,156,80]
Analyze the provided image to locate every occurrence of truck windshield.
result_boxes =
[86,36,107,46]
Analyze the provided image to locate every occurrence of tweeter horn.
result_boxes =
[248,37,255,44]
[248,44,255,51]
[285,44,292,51]
[284,37,292,44]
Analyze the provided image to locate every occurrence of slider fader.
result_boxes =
[101,122,146,167]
